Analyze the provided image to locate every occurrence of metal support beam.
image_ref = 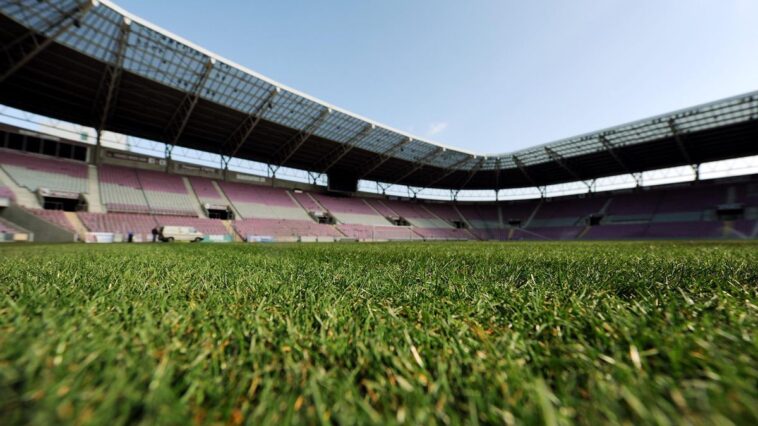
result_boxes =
[456,156,486,190]
[91,18,131,164]
[357,137,413,180]
[316,124,374,173]
[221,87,280,162]
[423,155,475,188]
[668,119,701,179]
[389,147,444,186]
[494,158,501,191]
[599,135,633,173]
[633,172,643,187]
[272,107,331,166]
[512,155,538,188]
[1,1,94,83]
[544,147,586,185]
[93,18,130,132]
[163,58,215,160]
[600,135,642,186]
[267,164,278,179]
[377,182,390,195]
[307,171,322,185]
[667,119,693,164]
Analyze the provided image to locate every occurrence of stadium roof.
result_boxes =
[1,0,758,190]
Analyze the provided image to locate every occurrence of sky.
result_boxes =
[110,1,758,155]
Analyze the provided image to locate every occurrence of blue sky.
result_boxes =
[114,0,758,155]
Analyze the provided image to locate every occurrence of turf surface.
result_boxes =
[1,242,757,425]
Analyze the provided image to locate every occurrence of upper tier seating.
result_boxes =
[365,199,398,218]
[137,170,197,216]
[220,182,310,220]
[500,201,540,224]
[292,192,324,214]
[605,191,661,220]
[655,186,726,214]
[188,177,225,205]
[98,165,150,213]
[314,194,391,225]
[532,197,607,225]
[423,203,463,223]
[0,149,87,193]
[379,199,450,228]
[458,204,501,229]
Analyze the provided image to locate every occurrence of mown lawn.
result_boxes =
[0,241,757,425]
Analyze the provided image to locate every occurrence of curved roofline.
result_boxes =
[100,0,758,161]
[495,89,758,157]
[98,0,479,157]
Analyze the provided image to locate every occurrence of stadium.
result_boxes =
[1,1,757,424]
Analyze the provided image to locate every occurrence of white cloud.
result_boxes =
[426,121,448,137]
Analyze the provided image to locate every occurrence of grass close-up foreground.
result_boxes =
[0,241,757,425]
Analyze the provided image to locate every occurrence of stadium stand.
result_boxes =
[78,212,157,240]
[423,203,465,224]
[0,149,87,194]
[292,192,325,215]
[219,181,310,220]
[188,177,226,205]
[379,199,451,228]
[137,170,197,216]
[364,199,399,219]
[234,219,342,239]
[98,165,151,214]
[26,208,75,232]
[0,153,755,242]
[457,204,502,230]
[314,194,391,225]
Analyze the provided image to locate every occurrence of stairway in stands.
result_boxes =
[86,165,105,213]
[222,220,243,241]
[182,176,207,217]
[211,180,243,219]
[63,211,89,240]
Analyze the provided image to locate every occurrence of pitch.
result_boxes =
[1,242,756,424]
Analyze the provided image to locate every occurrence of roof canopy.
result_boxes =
[1,0,757,189]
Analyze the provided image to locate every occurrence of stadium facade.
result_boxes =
[0,0,757,242]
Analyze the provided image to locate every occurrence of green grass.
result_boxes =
[1,242,757,425]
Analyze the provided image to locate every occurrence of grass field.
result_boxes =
[1,242,757,425]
